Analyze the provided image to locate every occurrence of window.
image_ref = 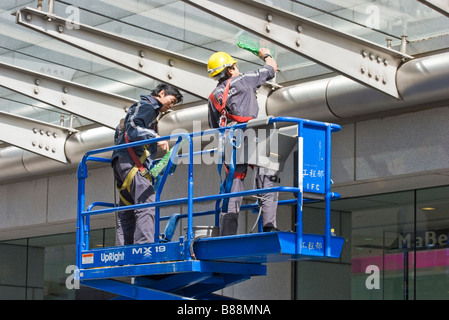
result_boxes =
[0,229,116,300]
[301,185,449,300]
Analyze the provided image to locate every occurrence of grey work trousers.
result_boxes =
[112,158,156,245]
[219,166,278,236]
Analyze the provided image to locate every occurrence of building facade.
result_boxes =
[0,0,448,300]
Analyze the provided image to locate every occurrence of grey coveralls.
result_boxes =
[208,64,278,236]
[112,95,161,245]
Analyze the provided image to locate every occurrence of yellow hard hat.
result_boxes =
[207,51,237,78]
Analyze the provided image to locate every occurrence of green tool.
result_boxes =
[237,41,259,56]
[149,140,185,178]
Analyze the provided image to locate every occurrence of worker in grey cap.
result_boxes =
[112,83,183,245]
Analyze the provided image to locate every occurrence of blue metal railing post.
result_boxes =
[324,126,332,257]
[296,120,304,255]
[154,135,188,243]
[186,134,194,253]
[214,130,225,228]
[76,159,87,268]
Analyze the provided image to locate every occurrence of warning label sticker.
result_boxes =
[82,253,94,264]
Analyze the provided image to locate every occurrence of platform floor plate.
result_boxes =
[193,232,344,263]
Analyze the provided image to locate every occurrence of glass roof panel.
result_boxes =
[0,0,448,130]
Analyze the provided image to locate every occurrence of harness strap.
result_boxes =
[209,78,254,127]
[117,132,151,205]
[224,165,247,180]
[125,132,149,176]
[118,167,138,206]
[209,79,231,114]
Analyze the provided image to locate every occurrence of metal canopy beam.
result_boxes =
[417,0,449,18]
[0,110,74,163]
[0,61,132,129]
[15,7,215,100]
[182,0,413,99]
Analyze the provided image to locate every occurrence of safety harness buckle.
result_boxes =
[139,168,149,177]
[268,175,281,183]
[219,114,228,128]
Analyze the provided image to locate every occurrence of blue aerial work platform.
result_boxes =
[76,117,343,300]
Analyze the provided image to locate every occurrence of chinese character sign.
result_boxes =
[302,127,326,194]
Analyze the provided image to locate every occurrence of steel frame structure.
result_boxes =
[0,61,133,162]
[15,7,215,100]
[0,109,73,163]
[76,117,343,299]
[5,1,422,166]
[181,0,413,98]
[0,61,133,130]
[417,0,449,18]
[15,1,414,103]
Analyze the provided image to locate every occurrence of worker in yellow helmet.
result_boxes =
[207,49,277,126]
[207,48,279,236]
[207,51,238,78]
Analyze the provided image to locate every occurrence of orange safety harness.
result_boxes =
[116,132,151,206]
[125,132,149,177]
[210,78,254,181]
[209,78,254,128]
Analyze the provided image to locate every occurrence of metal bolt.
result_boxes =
[361,50,368,58]
[168,59,175,67]
[61,98,67,105]
[52,148,56,153]
[26,14,32,21]
[400,35,408,54]
[53,133,58,138]
[297,25,303,33]
[167,72,173,80]
[265,24,271,33]
[383,59,389,66]
[35,79,40,85]
[267,14,273,22]
[34,87,39,94]
[63,86,69,93]
[38,143,43,149]
[139,50,145,58]
[139,60,144,68]
[33,128,38,134]
[57,25,64,33]
[296,38,301,47]
[45,145,50,151]
[382,77,387,85]
[360,67,366,74]
[32,141,36,147]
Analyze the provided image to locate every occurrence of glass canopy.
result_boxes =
[0,0,448,128]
